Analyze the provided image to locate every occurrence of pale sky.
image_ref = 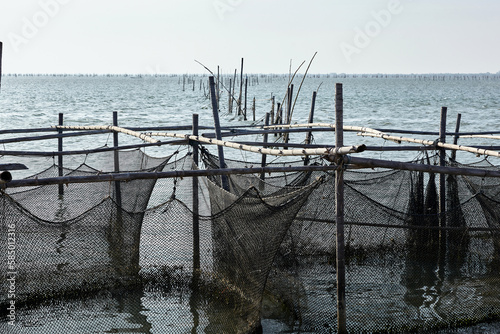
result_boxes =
[0,0,499,74]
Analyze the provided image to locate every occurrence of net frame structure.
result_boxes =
[1,91,500,333]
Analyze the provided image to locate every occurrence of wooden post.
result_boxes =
[451,113,461,162]
[270,96,275,125]
[252,96,256,122]
[0,41,3,93]
[228,78,233,113]
[192,114,200,271]
[335,83,347,334]
[244,76,248,120]
[58,113,64,196]
[260,112,270,181]
[287,84,294,125]
[439,107,447,228]
[284,84,294,147]
[217,66,220,104]
[208,76,229,191]
[113,111,122,208]
[304,91,317,165]
[275,102,282,137]
[238,58,244,116]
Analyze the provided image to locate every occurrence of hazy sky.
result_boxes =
[1,0,499,74]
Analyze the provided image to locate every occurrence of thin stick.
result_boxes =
[288,52,318,123]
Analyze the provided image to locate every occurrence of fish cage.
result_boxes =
[1,80,500,333]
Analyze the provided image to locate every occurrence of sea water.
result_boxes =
[1,75,500,333]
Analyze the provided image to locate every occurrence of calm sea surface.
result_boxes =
[1,75,500,333]
[1,75,500,174]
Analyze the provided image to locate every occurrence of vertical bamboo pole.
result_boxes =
[260,112,270,181]
[238,58,244,116]
[217,66,220,104]
[111,111,124,272]
[335,83,347,334]
[113,111,122,208]
[58,113,64,196]
[284,84,294,147]
[228,78,233,113]
[271,96,275,125]
[244,76,248,120]
[192,114,200,271]
[252,97,256,121]
[287,84,294,125]
[451,113,462,162]
[439,107,447,228]
[304,91,317,165]
[208,76,229,191]
[232,69,237,113]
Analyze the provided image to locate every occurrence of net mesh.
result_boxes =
[1,147,500,333]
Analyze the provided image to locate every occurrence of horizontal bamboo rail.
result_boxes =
[460,134,500,140]
[4,154,500,189]
[55,125,160,144]
[359,132,500,158]
[146,131,366,156]
[0,140,187,157]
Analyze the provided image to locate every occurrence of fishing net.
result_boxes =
[1,147,500,333]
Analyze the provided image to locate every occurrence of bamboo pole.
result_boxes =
[459,134,500,140]
[451,113,462,162]
[113,112,122,208]
[439,107,447,229]
[232,69,237,114]
[58,113,64,196]
[244,76,248,120]
[228,78,232,113]
[217,66,220,104]
[335,83,347,334]
[112,111,124,262]
[55,125,159,144]
[147,131,366,157]
[6,158,500,189]
[270,96,275,125]
[192,114,200,272]
[288,52,317,123]
[260,113,270,181]
[209,76,229,191]
[304,91,317,166]
[0,140,186,157]
[359,132,500,158]
[238,58,244,116]
[252,97,256,122]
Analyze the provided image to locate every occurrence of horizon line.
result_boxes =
[2,72,500,76]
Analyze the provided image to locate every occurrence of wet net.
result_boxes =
[1,147,500,333]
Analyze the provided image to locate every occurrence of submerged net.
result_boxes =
[1,147,500,333]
